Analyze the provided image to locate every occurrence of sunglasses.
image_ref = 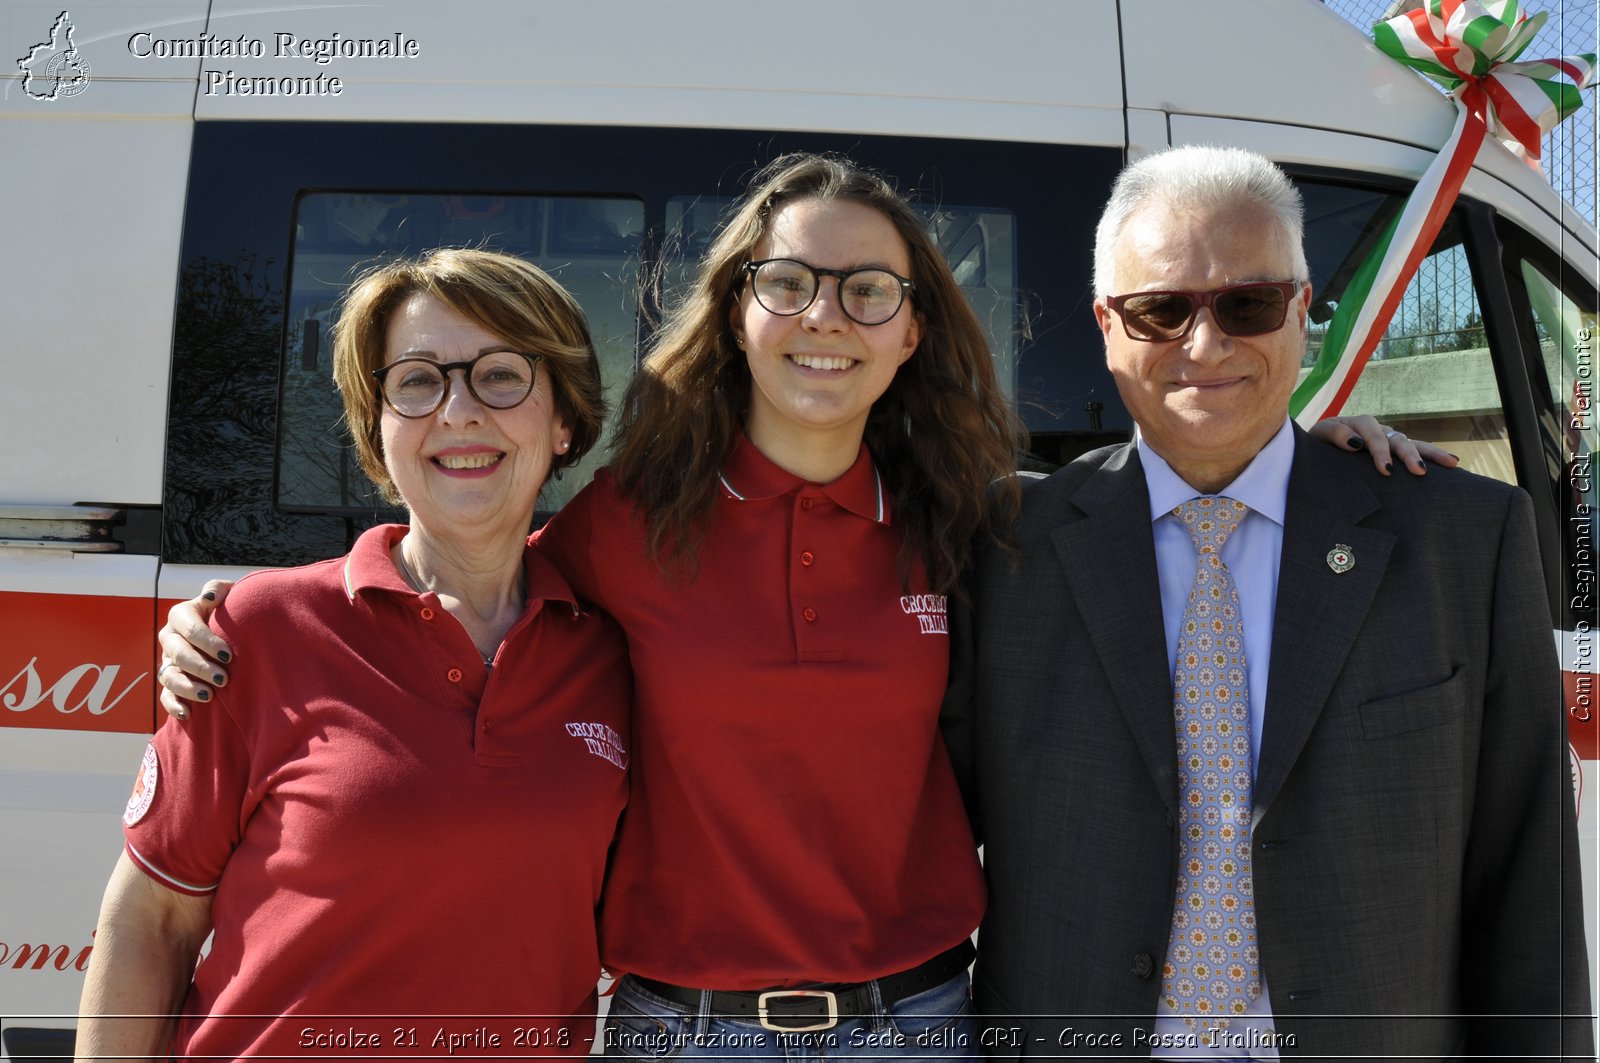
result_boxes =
[1103,281,1301,341]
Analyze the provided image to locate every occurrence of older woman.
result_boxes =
[76,249,629,1060]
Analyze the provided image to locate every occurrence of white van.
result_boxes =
[2,0,1594,1053]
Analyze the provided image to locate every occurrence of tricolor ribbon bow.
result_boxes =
[1292,0,1594,425]
[1374,0,1594,165]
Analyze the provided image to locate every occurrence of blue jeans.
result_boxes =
[602,969,978,1062]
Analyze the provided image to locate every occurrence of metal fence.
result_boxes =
[1316,0,1596,358]
[1321,0,1596,223]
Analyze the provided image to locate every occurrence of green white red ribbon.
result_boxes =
[1291,0,1594,426]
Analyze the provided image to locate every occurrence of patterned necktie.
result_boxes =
[1161,496,1261,1031]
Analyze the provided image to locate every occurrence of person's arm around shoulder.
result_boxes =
[1462,485,1593,1055]
[76,851,213,1061]
[156,471,616,716]
[156,582,235,716]
[1310,413,1458,475]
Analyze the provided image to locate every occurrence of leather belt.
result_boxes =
[632,940,975,1033]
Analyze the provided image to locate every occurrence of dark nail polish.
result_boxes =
[217,650,232,664]
[212,673,225,685]
[1384,462,1393,474]
[1347,436,1365,450]
[196,688,210,701]
[203,591,216,601]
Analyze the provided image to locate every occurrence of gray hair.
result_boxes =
[1092,145,1309,296]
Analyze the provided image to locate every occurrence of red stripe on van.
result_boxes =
[0,591,160,734]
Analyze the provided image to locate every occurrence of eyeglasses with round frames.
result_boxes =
[742,258,915,327]
[1104,281,1301,342]
[372,350,543,419]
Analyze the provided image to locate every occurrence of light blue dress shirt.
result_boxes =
[1140,418,1295,1061]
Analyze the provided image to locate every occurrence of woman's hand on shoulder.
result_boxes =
[1309,415,1459,477]
[156,581,236,720]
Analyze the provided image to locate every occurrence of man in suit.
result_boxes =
[943,145,1591,1060]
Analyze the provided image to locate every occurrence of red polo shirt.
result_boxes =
[123,524,630,1059]
[535,436,984,989]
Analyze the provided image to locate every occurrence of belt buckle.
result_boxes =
[756,989,839,1032]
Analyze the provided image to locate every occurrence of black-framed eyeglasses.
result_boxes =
[372,350,543,419]
[742,258,915,326]
[1103,281,1301,341]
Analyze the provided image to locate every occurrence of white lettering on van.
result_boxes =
[1,658,144,717]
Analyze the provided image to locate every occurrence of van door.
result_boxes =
[0,4,206,1041]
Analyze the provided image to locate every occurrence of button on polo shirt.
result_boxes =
[536,437,984,989]
[714,434,893,664]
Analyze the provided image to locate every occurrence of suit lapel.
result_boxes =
[1052,446,1180,816]
[1254,431,1394,813]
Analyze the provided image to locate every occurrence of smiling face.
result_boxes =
[730,197,921,476]
[379,293,571,540]
[1094,200,1310,493]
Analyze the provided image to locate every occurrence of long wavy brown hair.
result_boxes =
[607,153,1022,594]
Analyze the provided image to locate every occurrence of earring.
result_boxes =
[558,440,570,451]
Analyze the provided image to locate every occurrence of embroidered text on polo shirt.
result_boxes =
[565,721,628,770]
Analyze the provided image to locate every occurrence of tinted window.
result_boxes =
[165,123,1119,567]
[278,192,645,514]
[1297,182,1511,482]
[1515,249,1598,636]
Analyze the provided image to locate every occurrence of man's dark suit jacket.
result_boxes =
[943,429,1592,1060]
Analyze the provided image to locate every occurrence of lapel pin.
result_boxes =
[1326,544,1355,573]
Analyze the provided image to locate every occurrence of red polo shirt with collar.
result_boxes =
[535,436,984,989]
[122,524,630,1059]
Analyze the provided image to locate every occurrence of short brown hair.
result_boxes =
[330,248,605,503]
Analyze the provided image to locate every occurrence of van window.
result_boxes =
[278,190,1023,520]
[1298,183,1511,482]
[163,122,1119,568]
[923,205,1021,405]
[1519,255,1598,508]
[1517,254,1599,636]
